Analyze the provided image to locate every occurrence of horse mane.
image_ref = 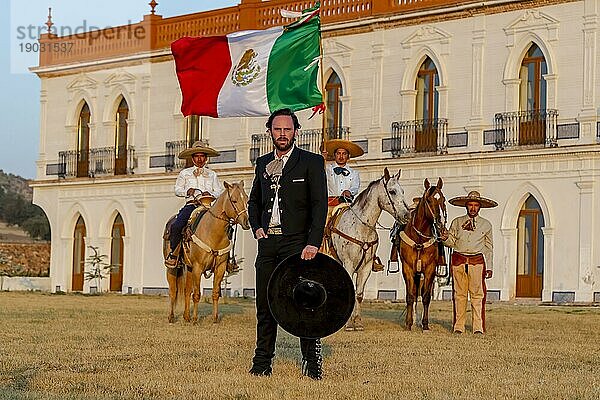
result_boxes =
[353,177,382,209]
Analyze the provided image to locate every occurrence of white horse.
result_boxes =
[326,168,410,331]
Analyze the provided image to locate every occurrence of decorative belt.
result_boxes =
[267,226,283,235]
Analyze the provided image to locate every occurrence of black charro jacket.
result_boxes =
[248,146,328,248]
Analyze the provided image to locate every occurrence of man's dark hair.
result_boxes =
[266,108,301,130]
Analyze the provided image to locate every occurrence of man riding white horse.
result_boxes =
[165,141,222,268]
[325,139,363,206]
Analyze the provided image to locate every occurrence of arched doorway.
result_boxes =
[110,214,125,292]
[325,72,343,138]
[72,216,86,291]
[114,97,129,175]
[77,103,91,178]
[415,57,439,152]
[518,43,548,145]
[516,195,545,297]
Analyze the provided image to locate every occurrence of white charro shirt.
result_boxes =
[174,165,223,202]
[326,162,360,197]
[444,214,494,271]
[269,145,295,227]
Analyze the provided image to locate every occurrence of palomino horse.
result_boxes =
[164,181,250,323]
[399,178,447,330]
[325,168,410,331]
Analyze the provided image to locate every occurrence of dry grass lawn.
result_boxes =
[1,292,598,400]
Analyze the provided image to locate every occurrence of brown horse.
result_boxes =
[400,178,447,331]
[163,181,250,323]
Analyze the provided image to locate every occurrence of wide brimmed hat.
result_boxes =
[449,191,498,208]
[178,141,220,159]
[325,139,364,161]
[267,252,355,339]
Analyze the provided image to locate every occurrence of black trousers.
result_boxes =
[169,203,196,251]
[252,233,318,368]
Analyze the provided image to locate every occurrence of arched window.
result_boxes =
[516,195,545,298]
[414,57,439,152]
[114,98,129,175]
[72,216,86,291]
[110,214,125,292]
[77,103,91,178]
[325,72,343,138]
[519,44,547,112]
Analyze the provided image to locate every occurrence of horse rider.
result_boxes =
[165,141,222,268]
[324,139,363,206]
[441,190,497,334]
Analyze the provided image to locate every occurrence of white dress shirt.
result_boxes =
[269,145,295,227]
[174,165,223,202]
[326,162,360,197]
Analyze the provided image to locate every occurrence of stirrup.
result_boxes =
[164,253,178,269]
[371,257,384,272]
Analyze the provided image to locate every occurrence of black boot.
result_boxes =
[301,339,323,380]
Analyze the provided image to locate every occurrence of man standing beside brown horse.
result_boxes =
[442,191,497,335]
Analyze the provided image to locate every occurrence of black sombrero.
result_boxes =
[267,252,355,339]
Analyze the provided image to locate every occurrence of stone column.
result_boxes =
[500,228,517,301]
[541,227,555,302]
[576,180,594,301]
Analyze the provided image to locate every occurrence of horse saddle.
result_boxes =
[162,208,209,241]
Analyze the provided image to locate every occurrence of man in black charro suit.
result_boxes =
[247,108,328,380]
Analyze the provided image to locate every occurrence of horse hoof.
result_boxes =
[422,327,431,333]
[168,316,175,324]
[213,314,222,324]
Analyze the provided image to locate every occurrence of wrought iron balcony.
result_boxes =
[165,140,190,172]
[57,146,136,178]
[493,109,558,150]
[250,126,350,164]
[390,119,448,156]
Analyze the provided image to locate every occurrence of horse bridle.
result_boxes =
[382,176,408,224]
[412,188,446,241]
[208,185,248,225]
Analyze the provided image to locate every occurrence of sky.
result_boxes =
[1,0,238,179]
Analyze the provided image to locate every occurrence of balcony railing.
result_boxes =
[494,109,558,150]
[57,146,136,178]
[165,140,191,172]
[390,119,448,156]
[250,126,350,164]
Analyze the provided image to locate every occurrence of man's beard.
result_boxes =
[273,136,295,152]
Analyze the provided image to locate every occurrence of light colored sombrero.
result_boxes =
[178,141,220,159]
[325,139,364,161]
[449,191,498,208]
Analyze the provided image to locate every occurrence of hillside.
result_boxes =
[0,169,32,201]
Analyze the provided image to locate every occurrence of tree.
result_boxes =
[83,246,116,293]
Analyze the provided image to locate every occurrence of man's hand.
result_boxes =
[341,190,352,199]
[255,228,268,240]
[485,270,493,279]
[439,228,449,241]
[301,245,319,260]
[186,188,195,197]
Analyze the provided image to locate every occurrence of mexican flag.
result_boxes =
[172,6,322,118]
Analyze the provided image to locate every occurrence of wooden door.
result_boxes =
[109,215,125,292]
[114,98,128,175]
[77,103,90,178]
[72,216,86,291]
[516,197,544,297]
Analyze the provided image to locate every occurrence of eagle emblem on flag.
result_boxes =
[231,49,261,86]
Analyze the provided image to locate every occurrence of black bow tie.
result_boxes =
[333,166,350,176]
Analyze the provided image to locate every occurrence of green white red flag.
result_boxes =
[172,4,322,118]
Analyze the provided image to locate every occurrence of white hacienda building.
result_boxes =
[32,0,599,302]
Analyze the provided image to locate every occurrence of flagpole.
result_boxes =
[319,11,326,158]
